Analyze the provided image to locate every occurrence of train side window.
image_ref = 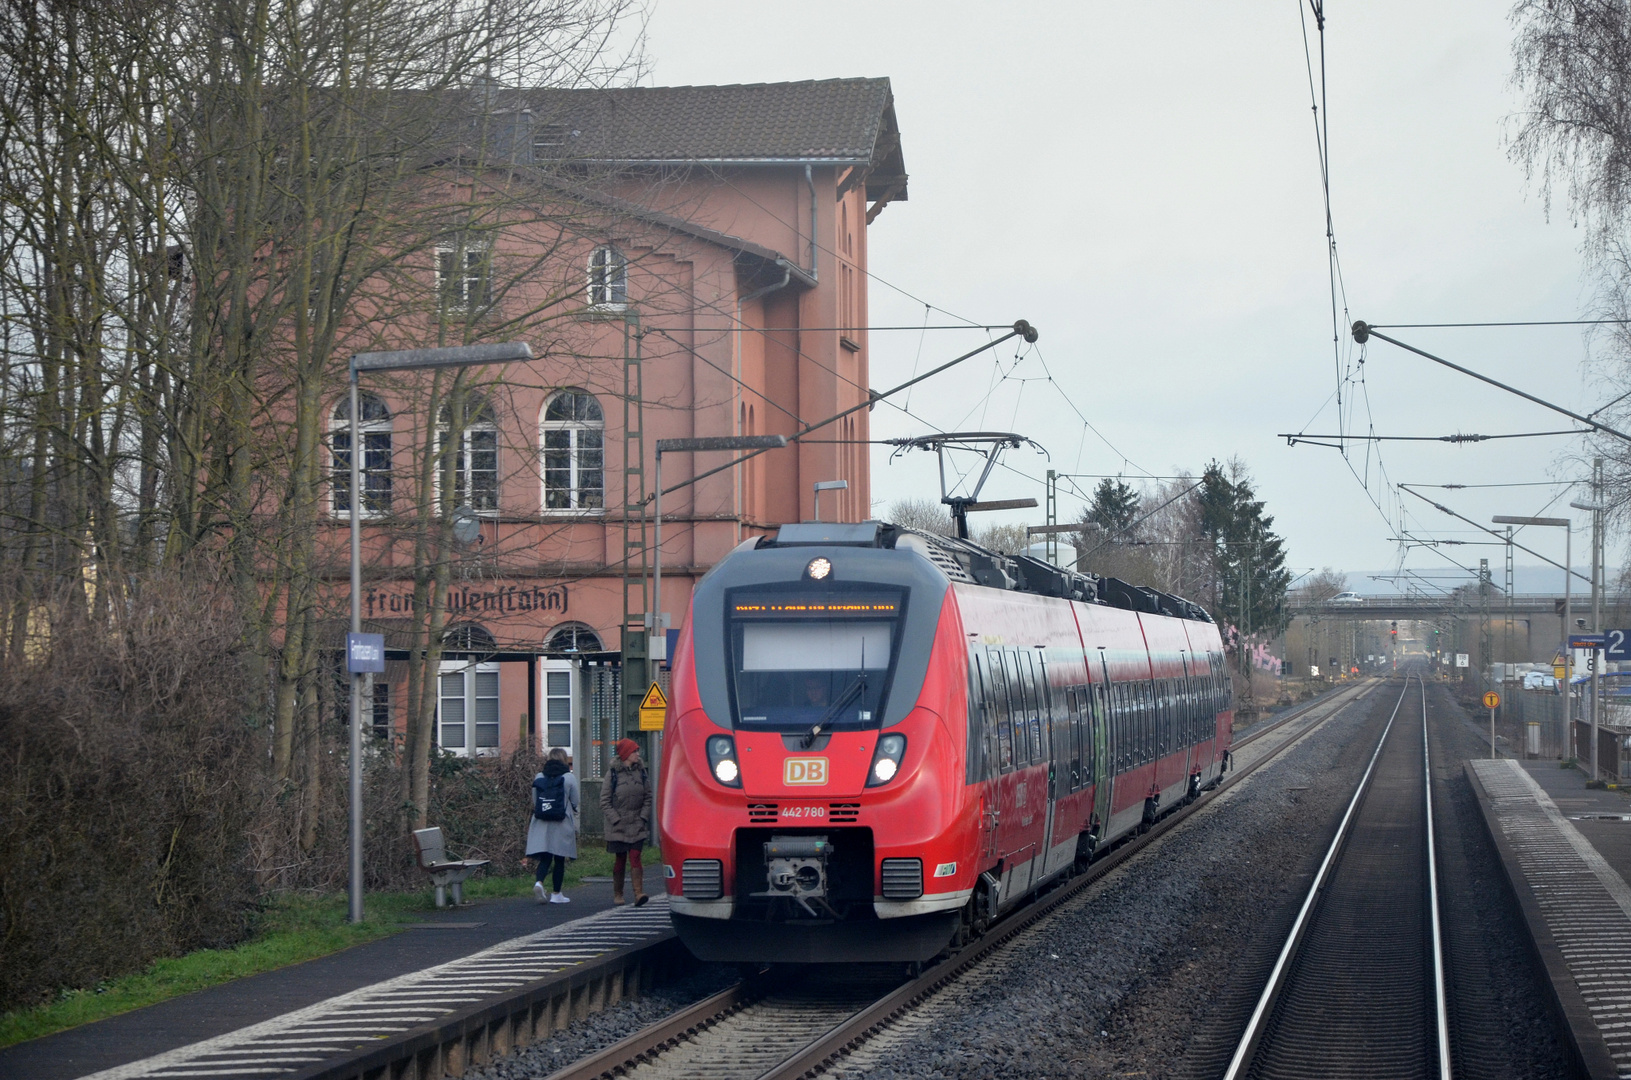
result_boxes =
[991,650,1014,773]
[1109,683,1121,771]
[1092,682,1106,780]
[1148,681,1161,766]
[1089,683,1101,782]
[1028,652,1048,766]
[1115,688,1128,773]
[1129,682,1140,768]
[1071,685,1086,790]
[1157,678,1168,757]
[967,653,988,784]
[1013,651,1035,767]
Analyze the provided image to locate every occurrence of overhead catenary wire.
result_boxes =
[1397,485,1591,585]
[703,171,1147,492]
[655,323,1037,499]
[1281,428,1583,445]
[1369,319,1631,329]
[1352,323,1631,444]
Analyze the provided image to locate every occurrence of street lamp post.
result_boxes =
[1572,485,1609,783]
[1494,515,1574,773]
[813,479,848,523]
[345,342,533,923]
[649,434,787,832]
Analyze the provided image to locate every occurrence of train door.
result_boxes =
[970,651,999,865]
[1093,651,1114,846]
[1036,651,1063,878]
[986,648,1029,902]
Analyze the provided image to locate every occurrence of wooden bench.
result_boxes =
[412,827,490,908]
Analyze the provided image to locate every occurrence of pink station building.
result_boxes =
[344,79,908,785]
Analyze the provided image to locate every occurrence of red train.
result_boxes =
[658,521,1233,963]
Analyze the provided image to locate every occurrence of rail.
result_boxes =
[1222,674,1451,1080]
[545,679,1381,1080]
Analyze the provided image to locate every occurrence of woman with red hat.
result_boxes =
[600,738,653,906]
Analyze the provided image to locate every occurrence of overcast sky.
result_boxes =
[645,1,1617,595]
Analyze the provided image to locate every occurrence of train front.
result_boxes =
[658,523,972,964]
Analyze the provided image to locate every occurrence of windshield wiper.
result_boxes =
[801,673,867,749]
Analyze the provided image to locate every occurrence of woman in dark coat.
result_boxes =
[526,747,579,904]
[600,738,653,906]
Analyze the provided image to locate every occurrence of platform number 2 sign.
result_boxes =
[1608,629,1631,661]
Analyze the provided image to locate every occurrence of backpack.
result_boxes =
[533,773,567,821]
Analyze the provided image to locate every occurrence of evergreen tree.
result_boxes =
[1198,459,1292,634]
[1086,478,1141,538]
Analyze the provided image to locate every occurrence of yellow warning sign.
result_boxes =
[1483,690,1501,710]
[638,682,668,732]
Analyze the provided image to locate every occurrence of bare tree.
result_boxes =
[886,498,954,535]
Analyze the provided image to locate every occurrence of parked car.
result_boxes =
[1522,671,1557,690]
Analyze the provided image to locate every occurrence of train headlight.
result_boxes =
[806,557,832,580]
[706,734,742,788]
[866,733,907,787]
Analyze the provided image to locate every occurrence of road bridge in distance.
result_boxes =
[1284,594,1625,621]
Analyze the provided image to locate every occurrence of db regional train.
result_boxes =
[657,520,1233,963]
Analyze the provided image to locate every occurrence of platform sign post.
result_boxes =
[639,682,668,839]
[1483,690,1501,759]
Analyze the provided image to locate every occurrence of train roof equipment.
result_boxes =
[755,521,1213,624]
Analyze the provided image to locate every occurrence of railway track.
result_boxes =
[1223,674,1451,1080]
[542,679,1382,1080]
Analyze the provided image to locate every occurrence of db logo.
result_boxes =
[784,757,829,786]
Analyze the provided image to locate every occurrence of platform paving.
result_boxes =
[0,878,672,1080]
[1468,755,1631,1080]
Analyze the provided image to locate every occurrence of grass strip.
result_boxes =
[0,845,655,1048]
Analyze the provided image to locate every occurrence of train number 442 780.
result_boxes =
[779,805,827,819]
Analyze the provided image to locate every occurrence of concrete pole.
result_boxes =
[348,372,364,924]
[1593,459,1604,782]
[650,450,662,837]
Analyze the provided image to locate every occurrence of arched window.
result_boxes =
[540,390,604,511]
[436,396,498,512]
[330,392,392,516]
[587,245,627,307]
[544,622,602,653]
[442,623,496,651]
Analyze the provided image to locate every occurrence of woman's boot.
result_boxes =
[612,857,627,905]
[631,861,648,907]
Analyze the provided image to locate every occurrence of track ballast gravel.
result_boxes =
[829,684,1393,1080]
[468,679,1577,1080]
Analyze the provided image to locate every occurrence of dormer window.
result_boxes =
[533,124,570,149]
[587,245,627,308]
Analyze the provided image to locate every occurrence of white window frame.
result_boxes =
[544,622,603,654]
[540,390,604,513]
[438,660,501,758]
[329,393,392,518]
[539,658,578,756]
[586,245,627,309]
[435,242,490,310]
[435,399,499,515]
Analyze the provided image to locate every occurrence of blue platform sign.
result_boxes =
[1571,633,1607,651]
[347,632,386,673]
[1607,629,1631,660]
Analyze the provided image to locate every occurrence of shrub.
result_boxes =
[0,575,261,1012]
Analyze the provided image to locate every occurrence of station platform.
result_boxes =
[1468,757,1631,1080]
[0,880,674,1080]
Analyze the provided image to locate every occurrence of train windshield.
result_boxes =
[726,587,904,731]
